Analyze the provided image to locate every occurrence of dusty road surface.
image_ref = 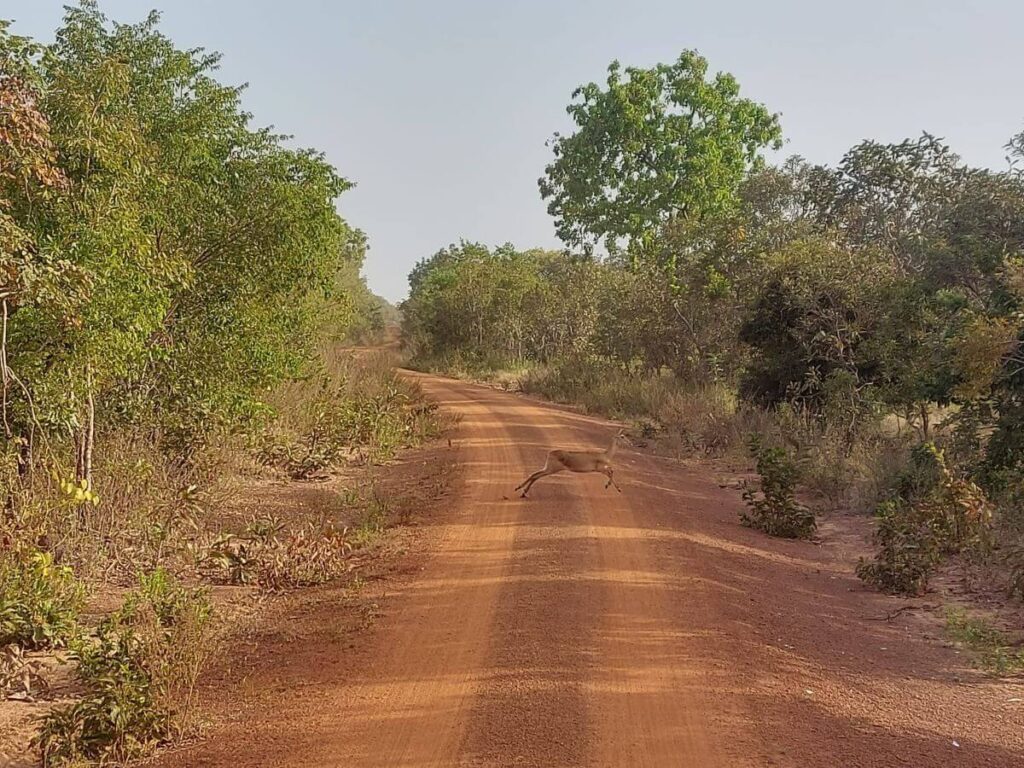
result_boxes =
[158,373,1024,768]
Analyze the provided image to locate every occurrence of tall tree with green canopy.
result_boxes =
[539,50,782,262]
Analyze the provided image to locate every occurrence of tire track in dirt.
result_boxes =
[454,403,597,767]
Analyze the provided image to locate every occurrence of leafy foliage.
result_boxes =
[539,50,781,259]
[36,569,212,766]
[0,548,85,650]
[0,6,407,758]
[1,2,374,481]
[857,444,993,595]
[740,436,816,539]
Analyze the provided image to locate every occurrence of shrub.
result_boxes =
[740,436,816,539]
[1,432,240,584]
[259,353,441,477]
[36,570,212,766]
[858,443,993,595]
[856,498,943,594]
[0,548,85,650]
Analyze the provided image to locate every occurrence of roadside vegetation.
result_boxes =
[402,51,1024,611]
[945,607,1024,677]
[1,3,439,764]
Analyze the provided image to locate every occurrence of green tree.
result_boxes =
[539,50,782,261]
[2,2,368,477]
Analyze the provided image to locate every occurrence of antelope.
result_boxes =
[515,430,625,498]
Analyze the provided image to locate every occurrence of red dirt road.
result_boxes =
[158,373,1024,767]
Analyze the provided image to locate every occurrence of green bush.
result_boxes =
[856,499,943,595]
[740,436,816,539]
[858,444,993,595]
[0,548,85,650]
[36,570,212,766]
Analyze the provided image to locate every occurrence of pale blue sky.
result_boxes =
[7,1,1024,301]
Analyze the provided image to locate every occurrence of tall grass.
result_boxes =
[519,360,764,456]
[258,347,442,476]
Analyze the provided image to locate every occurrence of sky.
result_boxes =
[7,1,1024,302]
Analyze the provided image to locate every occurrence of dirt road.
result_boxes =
[159,373,1024,767]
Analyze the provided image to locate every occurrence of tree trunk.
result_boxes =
[75,386,95,489]
[84,388,94,489]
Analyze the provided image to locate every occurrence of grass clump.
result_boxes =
[740,436,816,539]
[945,607,1024,676]
[350,489,392,549]
[36,569,212,767]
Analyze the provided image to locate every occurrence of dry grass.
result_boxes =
[260,347,442,475]
[517,361,764,458]
[0,343,446,765]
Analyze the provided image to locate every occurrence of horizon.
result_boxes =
[9,1,1024,302]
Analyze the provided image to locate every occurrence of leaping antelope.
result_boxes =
[515,430,625,498]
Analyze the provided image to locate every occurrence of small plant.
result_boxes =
[856,499,943,595]
[351,489,391,548]
[245,513,285,540]
[945,607,1024,676]
[36,569,212,766]
[740,436,816,539]
[200,523,353,590]
[0,548,85,650]
[200,532,262,586]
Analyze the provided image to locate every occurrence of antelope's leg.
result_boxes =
[518,466,562,498]
[603,468,622,493]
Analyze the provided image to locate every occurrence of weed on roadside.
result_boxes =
[945,607,1024,676]
[740,436,816,539]
[36,570,212,766]
[0,548,85,650]
[199,522,353,590]
[351,488,392,549]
